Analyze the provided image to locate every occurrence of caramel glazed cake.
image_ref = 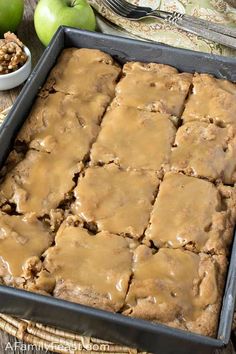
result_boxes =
[0,47,236,338]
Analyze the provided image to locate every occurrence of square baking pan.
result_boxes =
[0,26,236,354]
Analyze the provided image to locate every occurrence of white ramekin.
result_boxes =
[0,46,32,91]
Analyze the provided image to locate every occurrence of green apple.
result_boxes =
[34,0,96,46]
[0,0,24,37]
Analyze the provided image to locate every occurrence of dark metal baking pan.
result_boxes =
[0,27,236,354]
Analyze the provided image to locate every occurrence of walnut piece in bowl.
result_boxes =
[0,32,31,91]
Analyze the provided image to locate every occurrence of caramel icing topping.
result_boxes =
[126,246,219,320]
[183,73,236,126]
[0,49,122,216]
[0,49,233,334]
[171,122,236,184]
[28,113,98,159]
[0,150,82,216]
[114,62,192,117]
[145,172,224,252]
[43,223,133,308]
[73,164,159,238]
[46,48,121,97]
[0,212,51,278]
[18,92,109,153]
[91,106,176,171]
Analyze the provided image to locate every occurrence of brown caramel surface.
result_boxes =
[37,219,133,312]
[145,172,235,254]
[18,92,109,153]
[91,106,176,172]
[183,73,236,126]
[17,93,99,158]
[0,212,51,286]
[0,150,82,216]
[171,122,236,184]
[124,245,226,336]
[114,62,192,117]
[73,164,159,238]
[45,48,121,97]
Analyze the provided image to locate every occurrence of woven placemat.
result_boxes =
[0,106,11,124]
[0,314,138,353]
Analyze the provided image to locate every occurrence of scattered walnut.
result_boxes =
[0,32,28,75]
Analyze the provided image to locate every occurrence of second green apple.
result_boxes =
[34,0,96,46]
[0,0,24,37]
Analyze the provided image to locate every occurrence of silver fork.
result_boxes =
[103,0,236,50]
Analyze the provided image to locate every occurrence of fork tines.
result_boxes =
[103,0,151,16]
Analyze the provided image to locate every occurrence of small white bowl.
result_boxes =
[0,46,31,91]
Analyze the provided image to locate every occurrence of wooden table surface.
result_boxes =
[0,1,236,353]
